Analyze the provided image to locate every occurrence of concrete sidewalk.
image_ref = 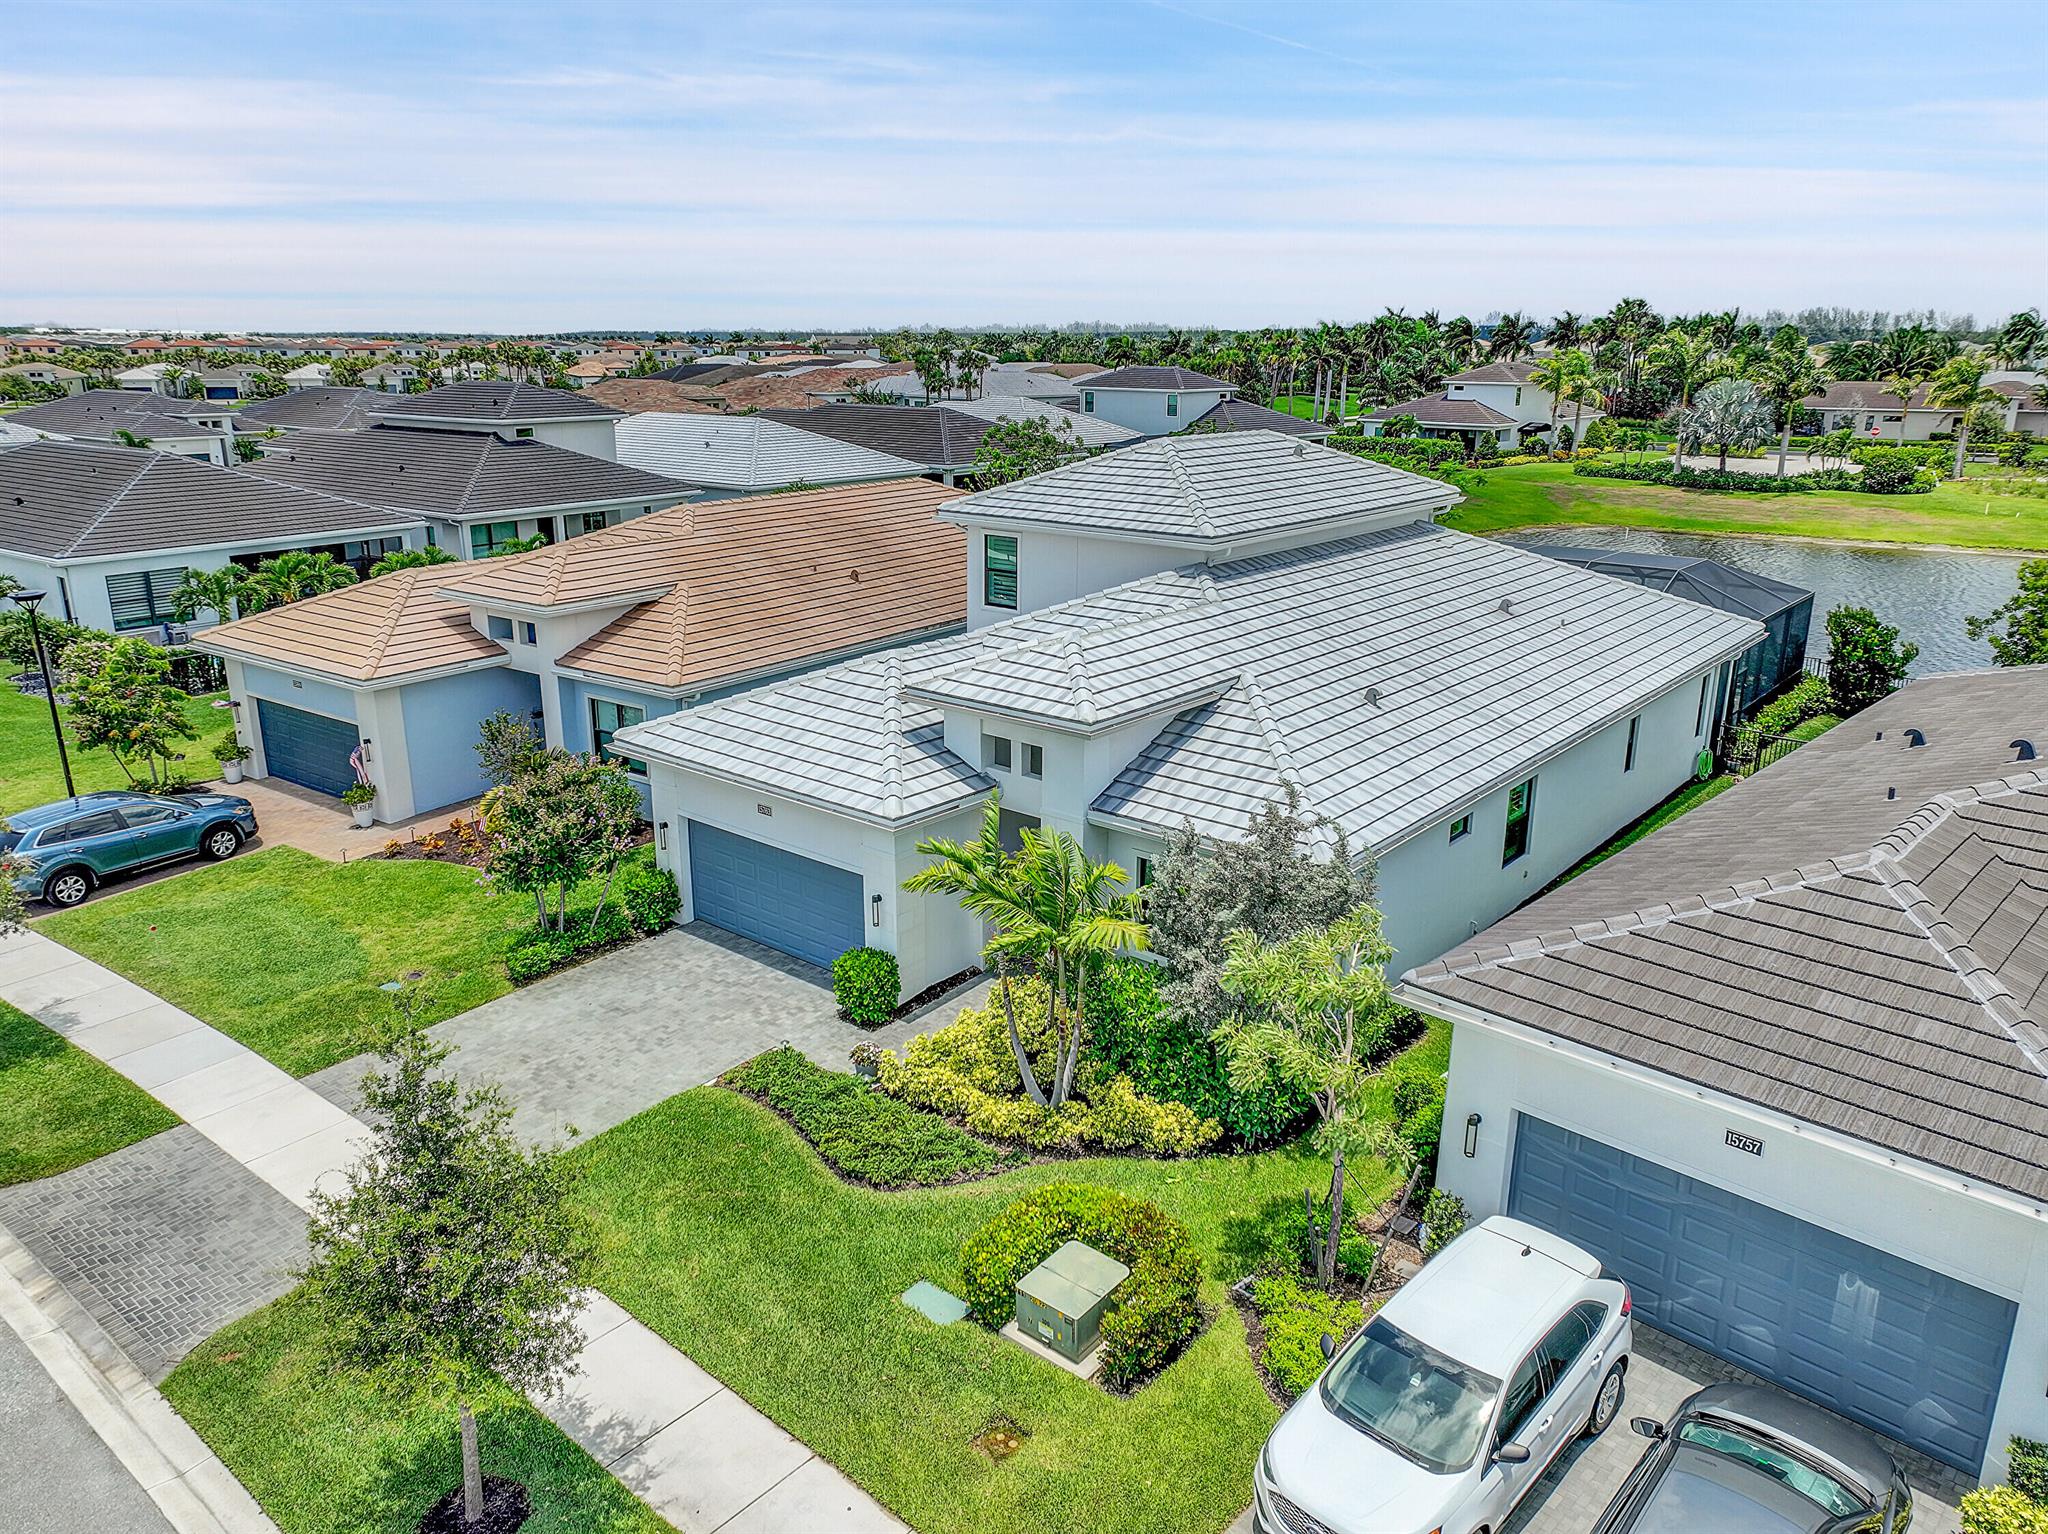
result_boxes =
[0,924,905,1534]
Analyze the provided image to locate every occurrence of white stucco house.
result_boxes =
[616,430,1754,982]
[193,478,968,823]
[613,413,926,497]
[1805,377,2038,441]
[1074,365,1234,435]
[0,362,87,396]
[1402,667,2048,1487]
[5,389,239,466]
[1359,359,1603,449]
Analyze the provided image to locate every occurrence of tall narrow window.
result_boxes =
[1502,778,1536,866]
[1166,393,1179,417]
[1022,743,1043,778]
[984,534,1019,609]
[590,698,647,776]
[983,734,1012,772]
[1694,674,1711,734]
[1082,391,1095,414]
[1623,715,1640,772]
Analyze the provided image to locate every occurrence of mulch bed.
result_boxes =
[418,1476,530,1534]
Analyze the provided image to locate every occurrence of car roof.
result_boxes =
[1378,1217,1604,1377]
[1681,1383,1898,1500]
[6,791,139,829]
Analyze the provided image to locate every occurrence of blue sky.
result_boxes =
[3,0,2043,332]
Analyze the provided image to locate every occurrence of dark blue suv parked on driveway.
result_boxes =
[4,790,258,907]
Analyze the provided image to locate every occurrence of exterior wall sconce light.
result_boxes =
[870,893,883,928]
[656,820,668,851]
[1463,1112,1482,1158]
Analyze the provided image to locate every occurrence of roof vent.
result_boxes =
[2016,739,2038,762]
[1293,441,1305,458]
[1887,786,1897,800]
[1363,686,1382,707]
[1904,728,1926,748]
[1498,597,1515,616]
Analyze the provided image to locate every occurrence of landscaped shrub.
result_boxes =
[877,977,1222,1155]
[1248,1275,1363,1401]
[1745,674,1831,738]
[1420,1188,1466,1258]
[959,1183,1202,1388]
[620,863,681,933]
[1387,1068,1446,1171]
[1572,457,1923,495]
[1853,445,1931,493]
[2009,1438,2048,1503]
[1852,441,1949,475]
[724,1046,1001,1187]
[1963,1485,2048,1534]
[1085,956,1311,1146]
[504,905,632,984]
[832,946,901,1026]
[1223,1193,1377,1283]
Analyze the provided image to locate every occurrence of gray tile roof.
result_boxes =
[1446,360,1539,385]
[1403,667,2048,1203]
[0,438,422,560]
[1191,398,1333,438]
[943,394,1142,448]
[1519,545,1810,624]
[369,381,621,422]
[1360,394,1517,428]
[8,389,231,440]
[234,387,391,433]
[622,522,1757,842]
[757,404,993,470]
[613,414,925,490]
[939,429,1458,545]
[1080,366,1233,391]
[236,424,693,519]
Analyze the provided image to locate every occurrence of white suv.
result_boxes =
[1253,1215,1632,1534]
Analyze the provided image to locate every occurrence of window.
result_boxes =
[120,803,186,827]
[1166,393,1179,417]
[1082,391,1095,413]
[1135,856,1153,886]
[1502,777,1536,866]
[1448,814,1471,843]
[487,614,515,641]
[56,811,126,842]
[1323,1317,1499,1475]
[104,567,187,631]
[519,621,538,646]
[590,698,647,775]
[1023,743,1043,778]
[514,426,535,438]
[470,520,522,557]
[1623,714,1640,772]
[1694,674,1711,734]
[984,534,1019,609]
[577,508,620,536]
[984,734,1012,772]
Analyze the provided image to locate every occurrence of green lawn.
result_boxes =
[37,847,533,1076]
[0,1000,178,1185]
[565,1019,1451,1534]
[1444,458,2048,553]
[1272,391,1364,422]
[161,1295,671,1534]
[2,684,236,817]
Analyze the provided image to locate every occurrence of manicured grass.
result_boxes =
[0,1000,177,1185]
[566,1024,1449,1534]
[1444,458,2048,553]
[37,847,533,1076]
[161,1294,670,1534]
[1272,391,1365,421]
[1,684,236,817]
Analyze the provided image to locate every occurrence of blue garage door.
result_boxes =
[1509,1116,2013,1472]
[687,822,863,969]
[254,698,358,796]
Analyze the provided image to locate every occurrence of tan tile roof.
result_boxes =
[585,365,918,417]
[714,363,916,412]
[197,567,505,683]
[584,379,733,414]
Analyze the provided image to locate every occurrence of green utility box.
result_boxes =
[1014,1239,1129,1364]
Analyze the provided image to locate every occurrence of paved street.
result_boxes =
[0,1323,175,1534]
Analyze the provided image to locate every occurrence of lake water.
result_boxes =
[1506,527,2032,674]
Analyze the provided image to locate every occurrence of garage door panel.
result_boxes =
[687,822,862,970]
[1508,1115,2013,1472]
[254,699,358,797]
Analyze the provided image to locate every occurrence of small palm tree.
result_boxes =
[249,550,358,606]
[1528,349,1588,445]
[1678,377,1775,470]
[171,565,255,626]
[1925,356,2007,479]
[367,546,458,578]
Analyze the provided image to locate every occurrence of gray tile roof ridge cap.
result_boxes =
[57,444,157,557]
[914,568,1219,693]
[1872,860,2045,1074]
[1159,436,1216,537]
[1237,670,1324,842]
[1869,767,2048,863]
[880,653,906,819]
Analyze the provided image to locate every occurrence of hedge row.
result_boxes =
[1572,458,1931,496]
[959,1182,1203,1388]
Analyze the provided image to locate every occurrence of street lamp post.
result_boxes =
[10,590,76,801]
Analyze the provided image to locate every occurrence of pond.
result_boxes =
[1506,527,2031,673]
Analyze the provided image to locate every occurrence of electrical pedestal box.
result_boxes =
[1013,1239,1130,1364]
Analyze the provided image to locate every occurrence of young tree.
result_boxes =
[1825,605,1918,715]
[970,415,1083,488]
[171,565,254,626]
[57,637,195,788]
[1528,349,1586,446]
[300,1023,594,1529]
[1220,904,1398,1286]
[480,751,642,932]
[367,546,458,578]
[474,709,544,787]
[1146,788,1372,1039]
[1925,355,2006,479]
[1966,559,2048,667]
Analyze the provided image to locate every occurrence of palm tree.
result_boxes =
[1528,350,1587,446]
[1995,309,2043,370]
[1678,377,1775,470]
[1547,311,1584,351]
[1747,330,1830,476]
[170,565,255,626]
[367,546,457,578]
[1487,312,1534,361]
[249,550,358,607]
[1879,363,1928,445]
[1925,355,2007,479]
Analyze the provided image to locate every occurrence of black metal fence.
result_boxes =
[1716,724,1812,777]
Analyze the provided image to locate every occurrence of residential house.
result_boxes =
[367,381,624,459]
[1074,366,1234,435]
[757,405,996,485]
[614,431,1754,978]
[0,362,86,396]
[943,395,1142,449]
[6,389,238,465]
[1400,667,2048,1483]
[0,439,427,636]
[234,387,392,434]
[1359,359,1602,450]
[581,379,730,416]
[850,363,1085,407]
[810,335,883,360]
[1804,378,2033,441]
[613,414,925,497]
[3,337,69,359]
[195,479,967,821]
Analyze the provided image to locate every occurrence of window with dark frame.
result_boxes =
[590,697,647,775]
[1449,814,1471,842]
[1166,393,1178,417]
[104,567,188,631]
[1502,777,1536,866]
[1694,674,1711,733]
[984,534,1019,609]
[470,520,522,557]
[984,734,1012,772]
[1623,715,1639,771]
[1136,856,1153,887]
[1023,742,1043,778]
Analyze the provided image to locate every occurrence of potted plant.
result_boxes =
[341,781,377,828]
[217,740,252,784]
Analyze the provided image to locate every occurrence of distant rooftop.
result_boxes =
[371,380,621,423]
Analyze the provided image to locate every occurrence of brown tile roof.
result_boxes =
[714,362,916,412]
[197,567,505,683]
[446,478,966,692]
[583,379,731,414]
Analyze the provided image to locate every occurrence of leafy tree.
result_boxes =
[112,428,153,449]
[1825,605,1917,715]
[329,354,371,388]
[1486,312,1533,360]
[248,549,358,607]
[1376,412,1419,438]
[1995,308,2042,369]
[1677,376,1775,470]
[480,750,642,932]
[57,637,196,788]
[905,797,1147,1107]
[1220,904,1398,1286]
[367,545,458,578]
[474,709,544,787]
[1747,328,1830,477]
[1966,559,2048,667]
[1146,788,1372,1040]
[171,565,254,625]
[970,414,1083,488]
[300,1021,594,1529]
[1926,355,2006,479]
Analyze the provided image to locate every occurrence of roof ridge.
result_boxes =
[1237,671,1329,846]
[1158,437,1215,537]
[352,570,411,680]
[455,430,497,515]
[1873,858,2048,1071]
[880,654,906,818]
[59,446,160,558]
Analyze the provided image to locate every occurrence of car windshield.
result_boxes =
[1320,1316,1499,1474]
[1678,1421,1866,1517]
